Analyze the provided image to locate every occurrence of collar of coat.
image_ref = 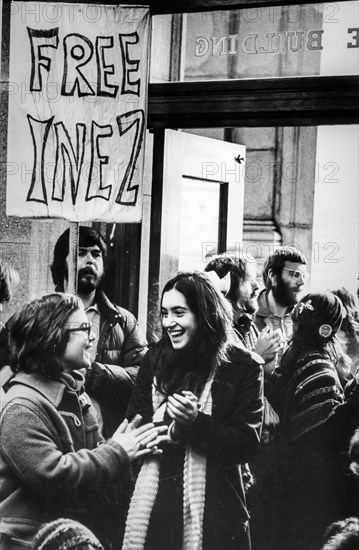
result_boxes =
[7,370,85,408]
[256,289,293,320]
[94,289,124,328]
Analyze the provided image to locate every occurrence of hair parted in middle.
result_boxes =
[262,245,307,289]
[154,271,234,396]
[9,293,82,378]
[51,226,107,292]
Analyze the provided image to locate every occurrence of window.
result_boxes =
[151,2,359,82]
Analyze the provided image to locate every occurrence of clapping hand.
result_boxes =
[167,391,199,427]
[112,414,167,461]
[255,326,285,362]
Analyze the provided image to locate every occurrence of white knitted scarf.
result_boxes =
[122,377,214,550]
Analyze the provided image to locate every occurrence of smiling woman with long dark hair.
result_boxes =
[123,271,264,550]
[0,293,162,550]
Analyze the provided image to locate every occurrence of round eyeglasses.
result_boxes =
[282,268,309,281]
[66,322,93,341]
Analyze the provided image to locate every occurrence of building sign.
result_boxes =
[6,2,150,222]
[182,3,359,80]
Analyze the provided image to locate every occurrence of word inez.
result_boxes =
[24,26,145,207]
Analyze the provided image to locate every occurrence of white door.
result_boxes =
[138,129,246,338]
[159,130,246,290]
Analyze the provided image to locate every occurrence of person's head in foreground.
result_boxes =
[32,518,104,550]
[9,293,95,378]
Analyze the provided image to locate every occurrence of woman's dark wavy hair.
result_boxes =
[331,287,359,339]
[0,263,19,303]
[51,226,107,292]
[9,293,81,378]
[154,271,233,396]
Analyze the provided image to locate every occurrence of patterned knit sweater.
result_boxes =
[282,346,344,441]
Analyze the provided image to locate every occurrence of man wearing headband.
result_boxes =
[205,251,285,550]
[205,251,283,361]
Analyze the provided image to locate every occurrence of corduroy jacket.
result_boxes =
[0,371,130,550]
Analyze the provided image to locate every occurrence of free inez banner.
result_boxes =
[7,2,150,222]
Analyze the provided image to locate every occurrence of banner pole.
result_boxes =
[68,222,79,295]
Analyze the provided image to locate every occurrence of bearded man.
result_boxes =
[51,226,147,437]
[254,245,308,375]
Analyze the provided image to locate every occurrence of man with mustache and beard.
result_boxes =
[254,245,308,378]
[245,246,307,550]
[51,226,147,439]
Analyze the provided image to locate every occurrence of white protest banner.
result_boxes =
[7,2,150,222]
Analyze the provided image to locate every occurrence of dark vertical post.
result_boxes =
[147,129,165,342]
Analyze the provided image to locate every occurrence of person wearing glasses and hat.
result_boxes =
[278,292,359,550]
[0,293,164,550]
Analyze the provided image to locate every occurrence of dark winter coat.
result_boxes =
[126,343,264,550]
[85,290,147,437]
[0,371,130,550]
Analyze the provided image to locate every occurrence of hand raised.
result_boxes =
[167,391,199,427]
[255,327,284,361]
[112,415,167,461]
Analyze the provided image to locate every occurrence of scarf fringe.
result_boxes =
[123,378,213,550]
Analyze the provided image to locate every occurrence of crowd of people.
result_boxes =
[0,227,359,550]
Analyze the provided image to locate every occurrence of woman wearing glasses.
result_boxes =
[0,293,163,550]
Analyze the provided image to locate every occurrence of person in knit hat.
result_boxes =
[32,518,104,550]
[321,516,359,550]
[277,292,359,550]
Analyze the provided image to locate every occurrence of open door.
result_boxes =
[144,129,246,340]
[160,130,245,288]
